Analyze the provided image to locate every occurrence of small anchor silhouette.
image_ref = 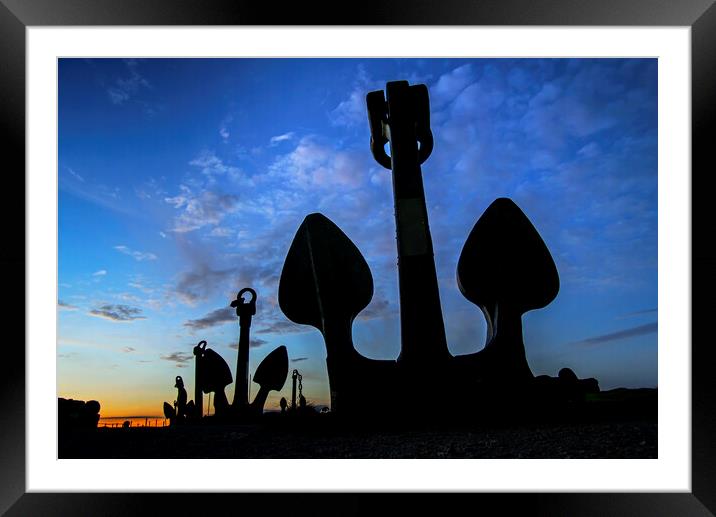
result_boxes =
[279,80,579,418]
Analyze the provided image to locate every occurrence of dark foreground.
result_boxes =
[59,389,657,459]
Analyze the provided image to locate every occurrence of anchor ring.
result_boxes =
[235,287,257,305]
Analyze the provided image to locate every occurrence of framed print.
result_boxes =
[2,0,715,515]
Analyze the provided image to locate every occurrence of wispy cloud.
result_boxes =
[107,59,150,105]
[173,262,235,306]
[255,320,307,335]
[67,167,84,182]
[121,346,136,353]
[190,150,236,177]
[229,338,268,349]
[618,308,658,319]
[184,307,235,330]
[269,132,295,145]
[268,137,367,190]
[88,304,146,322]
[114,245,158,261]
[209,227,233,238]
[219,115,233,143]
[92,270,107,277]
[58,300,79,311]
[165,185,239,233]
[291,357,308,363]
[328,65,378,127]
[160,351,193,365]
[356,298,395,321]
[571,322,657,346]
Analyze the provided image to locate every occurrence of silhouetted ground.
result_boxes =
[59,388,657,459]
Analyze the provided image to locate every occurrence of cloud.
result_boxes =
[165,185,239,233]
[618,308,658,319]
[255,320,307,335]
[190,150,235,177]
[184,307,235,330]
[92,270,107,277]
[67,167,84,182]
[88,304,146,322]
[571,322,657,346]
[219,115,233,143]
[114,245,158,261]
[268,137,367,190]
[209,227,233,238]
[128,281,154,294]
[431,63,476,108]
[330,89,367,127]
[107,59,150,105]
[121,346,136,353]
[269,132,295,145]
[160,351,193,364]
[229,338,268,350]
[291,357,308,363]
[173,262,235,305]
[58,300,78,311]
[356,298,395,321]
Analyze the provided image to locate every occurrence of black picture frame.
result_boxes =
[2,1,714,515]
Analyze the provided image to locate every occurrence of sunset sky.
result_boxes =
[58,58,658,418]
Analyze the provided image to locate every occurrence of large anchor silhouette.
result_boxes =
[279,80,562,417]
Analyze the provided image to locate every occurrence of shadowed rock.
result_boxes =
[58,398,101,429]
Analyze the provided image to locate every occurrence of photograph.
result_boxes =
[2,0,712,510]
[56,57,659,460]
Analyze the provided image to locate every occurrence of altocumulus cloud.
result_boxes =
[165,185,239,233]
[89,304,146,322]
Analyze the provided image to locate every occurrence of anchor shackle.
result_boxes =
[367,81,434,170]
[231,287,257,327]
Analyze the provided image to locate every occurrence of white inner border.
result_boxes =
[27,27,691,492]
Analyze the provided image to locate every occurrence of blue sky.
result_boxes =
[58,58,657,416]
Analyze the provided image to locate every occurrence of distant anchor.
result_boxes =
[230,287,257,410]
[278,80,587,417]
[193,340,233,417]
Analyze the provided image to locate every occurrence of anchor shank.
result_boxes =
[385,81,449,366]
[233,322,250,408]
[194,357,202,418]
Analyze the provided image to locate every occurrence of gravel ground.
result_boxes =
[59,389,658,459]
[60,419,656,459]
